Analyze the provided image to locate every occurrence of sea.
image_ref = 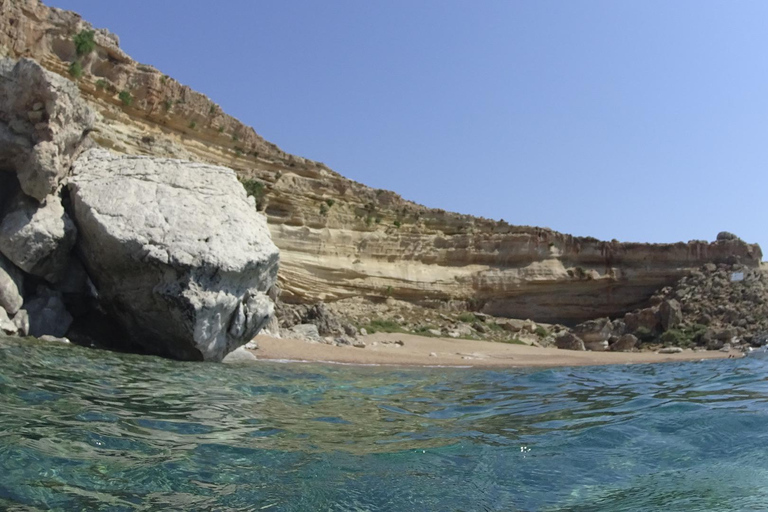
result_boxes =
[2,335,768,511]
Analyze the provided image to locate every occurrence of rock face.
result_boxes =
[0,254,23,315]
[0,191,76,282]
[0,57,94,201]
[555,333,585,351]
[0,1,762,327]
[610,334,638,352]
[618,263,768,350]
[659,299,682,331]
[68,149,280,361]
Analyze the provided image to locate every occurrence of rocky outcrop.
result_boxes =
[0,1,763,330]
[618,263,768,350]
[0,254,23,315]
[555,333,585,351]
[68,149,279,360]
[0,191,76,282]
[0,54,281,361]
[0,57,94,201]
[610,334,638,352]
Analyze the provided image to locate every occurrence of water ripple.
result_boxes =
[2,336,768,510]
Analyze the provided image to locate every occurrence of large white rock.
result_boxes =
[0,58,95,201]
[68,149,280,361]
[0,192,76,283]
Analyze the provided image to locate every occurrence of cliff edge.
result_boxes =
[1,0,761,325]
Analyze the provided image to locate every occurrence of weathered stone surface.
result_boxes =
[0,306,17,334]
[12,309,29,336]
[26,288,73,338]
[0,5,764,329]
[222,347,257,363]
[659,299,682,331]
[584,340,609,352]
[610,333,639,352]
[0,254,23,315]
[572,317,613,343]
[624,308,661,333]
[69,149,279,361]
[717,231,739,241]
[0,58,95,201]
[287,323,321,342]
[658,347,683,354]
[0,192,76,282]
[555,333,585,351]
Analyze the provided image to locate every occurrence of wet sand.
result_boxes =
[252,332,742,368]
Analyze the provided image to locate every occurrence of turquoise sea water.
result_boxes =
[2,336,768,511]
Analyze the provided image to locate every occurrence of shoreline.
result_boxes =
[251,332,743,369]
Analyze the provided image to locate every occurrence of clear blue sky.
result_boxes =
[48,1,767,254]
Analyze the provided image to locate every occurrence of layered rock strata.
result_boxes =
[0,0,763,326]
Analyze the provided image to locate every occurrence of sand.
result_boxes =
[252,332,742,368]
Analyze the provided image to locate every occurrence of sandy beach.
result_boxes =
[252,332,742,368]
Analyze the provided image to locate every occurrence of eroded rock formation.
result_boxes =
[0,0,763,330]
[69,149,279,360]
[0,56,280,361]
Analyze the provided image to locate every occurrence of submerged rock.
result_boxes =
[68,149,279,361]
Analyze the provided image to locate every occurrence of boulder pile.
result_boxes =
[0,58,279,361]
[562,262,768,352]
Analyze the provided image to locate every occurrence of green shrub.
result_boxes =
[68,60,82,78]
[73,30,96,56]
[95,78,108,90]
[188,120,196,130]
[163,99,172,111]
[325,199,335,207]
[535,325,548,337]
[361,319,402,334]
[232,134,239,142]
[218,126,225,133]
[240,178,265,201]
[634,327,656,343]
[319,203,329,216]
[209,104,217,115]
[394,219,401,228]
[415,325,438,334]
[458,312,477,323]
[661,324,707,347]
[118,90,132,106]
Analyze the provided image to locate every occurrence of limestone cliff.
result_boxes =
[1,0,762,325]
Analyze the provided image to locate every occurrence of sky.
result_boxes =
[48,1,767,254]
